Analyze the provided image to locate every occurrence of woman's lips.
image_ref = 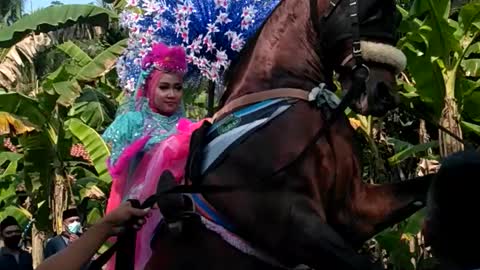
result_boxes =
[164,101,177,106]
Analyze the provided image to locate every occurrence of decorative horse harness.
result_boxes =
[88,0,407,269]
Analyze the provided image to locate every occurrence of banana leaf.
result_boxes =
[0,5,118,48]
[57,41,93,67]
[67,118,111,183]
[0,93,47,127]
[74,39,127,82]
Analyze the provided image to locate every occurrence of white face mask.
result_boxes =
[67,221,82,234]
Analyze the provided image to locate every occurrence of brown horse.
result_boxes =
[143,0,433,269]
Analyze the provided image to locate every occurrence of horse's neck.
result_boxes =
[222,0,331,106]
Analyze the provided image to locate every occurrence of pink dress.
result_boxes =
[105,118,207,270]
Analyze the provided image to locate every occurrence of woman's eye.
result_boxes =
[159,86,169,90]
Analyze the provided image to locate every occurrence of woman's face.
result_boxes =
[152,73,183,116]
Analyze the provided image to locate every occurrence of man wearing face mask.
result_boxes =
[0,216,33,270]
[44,208,90,269]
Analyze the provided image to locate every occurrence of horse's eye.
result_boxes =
[363,9,383,24]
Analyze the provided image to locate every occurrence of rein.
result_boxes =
[87,183,292,270]
[212,88,310,121]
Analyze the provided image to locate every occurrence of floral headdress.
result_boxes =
[116,0,282,94]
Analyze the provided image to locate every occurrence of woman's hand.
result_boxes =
[99,201,151,236]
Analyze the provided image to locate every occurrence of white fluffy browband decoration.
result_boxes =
[341,41,407,73]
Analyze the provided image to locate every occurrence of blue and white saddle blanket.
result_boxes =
[200,98,294,175]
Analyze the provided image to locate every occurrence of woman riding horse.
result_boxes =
[107,0,438,269]
[103,43,207,269]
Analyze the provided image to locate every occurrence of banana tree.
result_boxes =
[5,37,122,226]
[0,34,123,264]
[398,1,480,157]
[0,4,119,90]
[0,91,113,265]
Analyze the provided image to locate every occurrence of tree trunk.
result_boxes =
[31,224,45,268]
[439,97,464,157]
[416,120,440,176]
[52,170,68,234]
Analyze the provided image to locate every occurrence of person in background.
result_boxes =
[423,150,480,270]
[36,202,150,270]
[0,216,33,270]
[44,208,83,260]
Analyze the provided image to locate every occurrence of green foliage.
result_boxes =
[67,118,111,183]
[68,88,116,130]
[375,211,434,270]
[387,138,438,165]
[0,175,19,206]
[399,1,480,121]
[0,4,118,47]
[0,93,47,127]
[57,41,93,67]
[0,32,121,237]
[72,39,127,82]
[42,39,127,107]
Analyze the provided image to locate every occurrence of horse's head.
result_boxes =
[318,0,406,116]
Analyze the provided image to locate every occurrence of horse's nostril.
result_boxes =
[376,82,393,101]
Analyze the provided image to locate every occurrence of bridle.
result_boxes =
[324,0,370,72]
[316,0,472,148]
[310,0,371,116]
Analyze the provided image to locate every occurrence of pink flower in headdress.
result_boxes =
[126,0,138,7]
[142,0,160,15]
[214,0,228,9]
[187,36,203,54]
[207,23,220,34]
[141,42,188,75]
[155,19,164,30]
[216,12,232,24]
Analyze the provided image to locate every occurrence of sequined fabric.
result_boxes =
[102,97,184,166]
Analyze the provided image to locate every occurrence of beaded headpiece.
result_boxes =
[134,42,187,97]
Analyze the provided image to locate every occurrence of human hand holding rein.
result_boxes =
[36,202,152,270]
[100,201,151,236]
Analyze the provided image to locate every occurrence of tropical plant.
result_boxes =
[0,4,119,91]
[398,0,480,157]
[0,31,125,265]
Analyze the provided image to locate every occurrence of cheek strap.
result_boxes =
[340,41,407,74]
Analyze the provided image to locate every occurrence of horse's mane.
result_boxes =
[221,2,284,100]
[223,26,263,87]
